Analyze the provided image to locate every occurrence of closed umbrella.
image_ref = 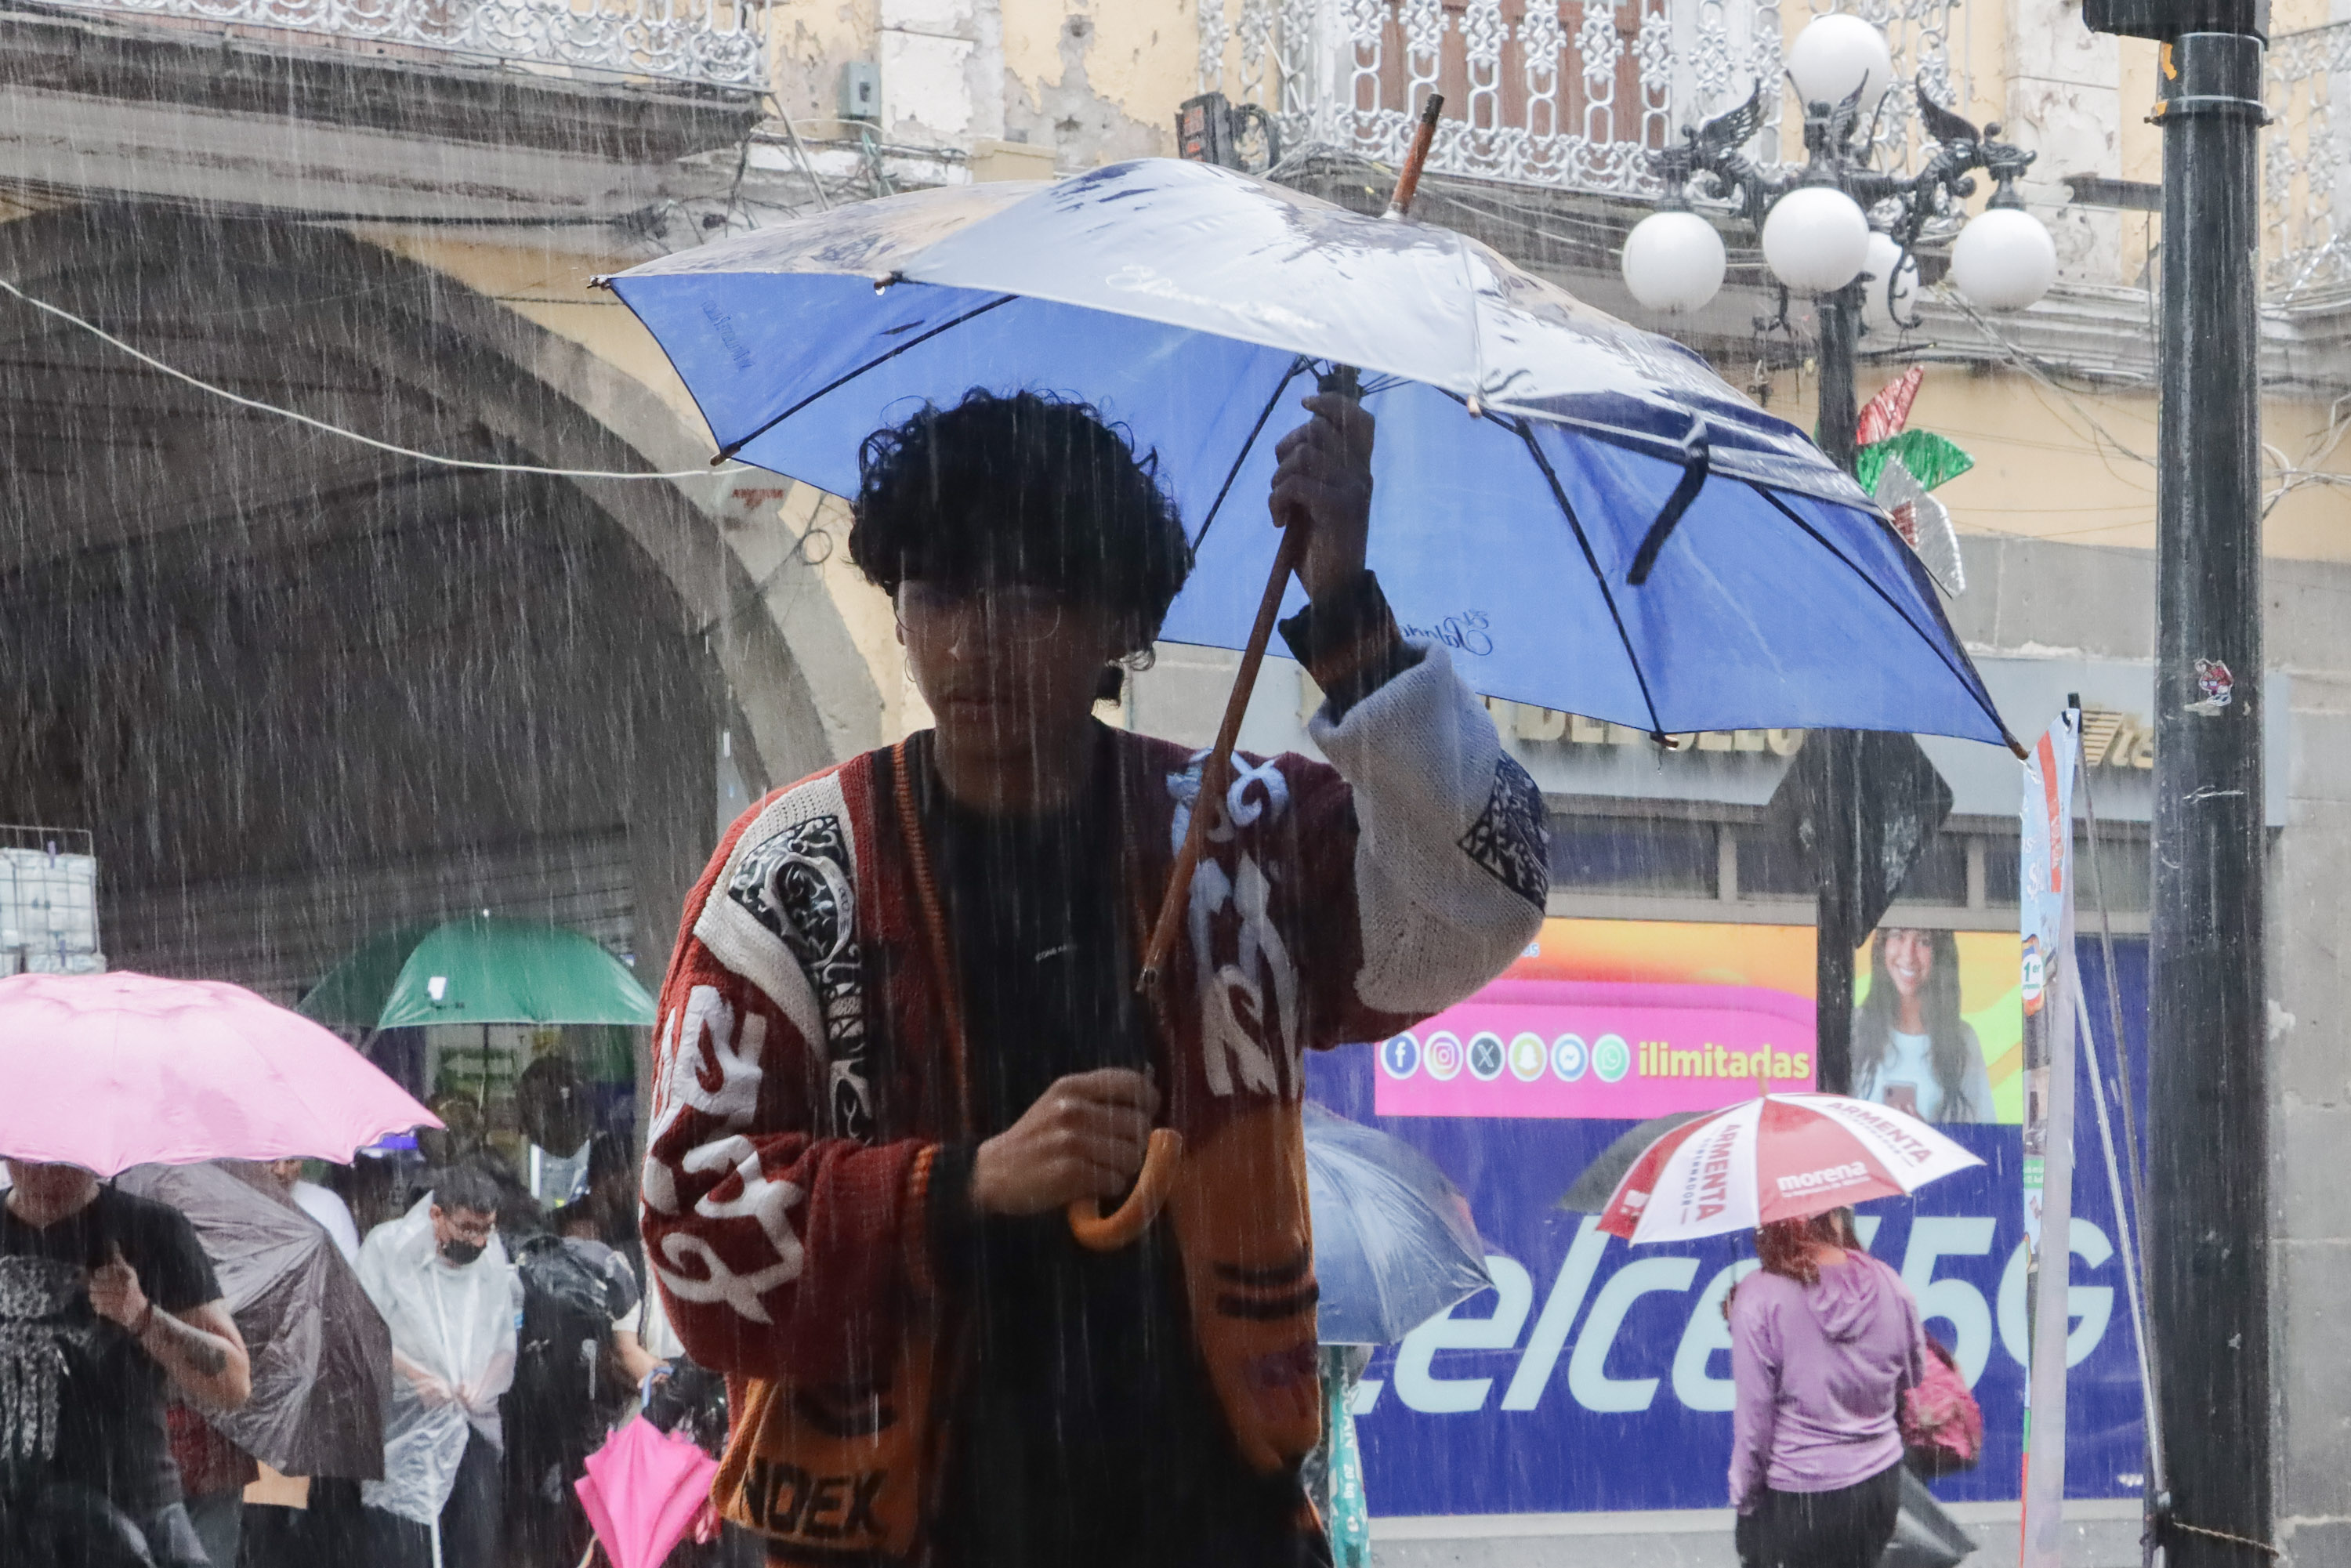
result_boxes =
[575,1417,719,1568]
[0,972,440,1175]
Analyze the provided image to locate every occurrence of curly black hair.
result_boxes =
[847,389,1191,656]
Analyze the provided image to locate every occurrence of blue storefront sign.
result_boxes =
[1303,940,2149,1517]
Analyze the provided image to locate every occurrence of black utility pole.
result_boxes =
[1813,281,1864,1094]
[2082,0,2271,1558]
[2151,26,2272,1564]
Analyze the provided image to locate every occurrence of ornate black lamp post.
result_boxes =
[1617,20,2058,1089]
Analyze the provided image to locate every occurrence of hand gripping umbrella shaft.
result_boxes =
[1069,94,1444,1250]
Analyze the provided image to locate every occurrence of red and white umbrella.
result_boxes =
[1598,1093,1982,1245]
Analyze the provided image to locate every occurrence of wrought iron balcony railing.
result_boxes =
[1199,0,1963,201]
[42,0,766,90]
[2266,21,2350,303]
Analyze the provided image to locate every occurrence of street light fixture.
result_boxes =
[1620,14,2059,342]
[1619,14,2060,1095]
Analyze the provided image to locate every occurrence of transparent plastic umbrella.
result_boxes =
[1305,1102,1491,1345]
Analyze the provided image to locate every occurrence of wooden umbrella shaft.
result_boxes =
[1136,519,1311,998]
[1133,92,1444,1002]
[1078,93,1447,1251]
[1382,93,1446,221]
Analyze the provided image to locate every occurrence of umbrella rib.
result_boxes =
[1752,487,2020,751]
[712,292,1020,462]
[1509,417,1669,742]
[1187,355,1311,553]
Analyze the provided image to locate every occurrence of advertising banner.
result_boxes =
[1306,915,2146,1518]
[2020,709,2084,1564]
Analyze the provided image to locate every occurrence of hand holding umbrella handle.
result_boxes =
[1067,1127,1186,1250]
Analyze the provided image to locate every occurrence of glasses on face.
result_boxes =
[895,581,1067,647]
[445,1215,495,1244]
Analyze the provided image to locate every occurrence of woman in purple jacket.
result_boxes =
[1728,1211,1928,1568]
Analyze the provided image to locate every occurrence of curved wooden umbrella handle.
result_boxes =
[1067,1128,1186,1251]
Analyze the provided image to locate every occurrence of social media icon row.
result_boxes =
[1380,1030,1629,1085]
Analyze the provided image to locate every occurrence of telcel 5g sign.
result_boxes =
[1306,1069,2144,1515]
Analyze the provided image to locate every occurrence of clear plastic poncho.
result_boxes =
[354,1193,520,1526]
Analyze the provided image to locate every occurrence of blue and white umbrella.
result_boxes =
[606,157,2012,746]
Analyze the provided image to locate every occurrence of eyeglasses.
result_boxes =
[444,1215,496,1244]
[894,581,1067,646]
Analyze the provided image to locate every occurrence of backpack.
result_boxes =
[509,1235,638,1476]
[1900,1334,1983,1475]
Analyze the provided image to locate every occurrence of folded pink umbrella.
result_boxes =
[0,972,439,1175]
[577,1418,719,1568]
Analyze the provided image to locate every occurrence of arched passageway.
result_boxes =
[0,204,835,997]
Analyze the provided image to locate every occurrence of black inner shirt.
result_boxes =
[912,728,1307,1568]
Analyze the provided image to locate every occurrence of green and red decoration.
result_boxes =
[1853,366,1971,595]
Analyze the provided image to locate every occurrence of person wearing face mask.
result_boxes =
[1850,926,1994,1124]
[353,1166,520,1568]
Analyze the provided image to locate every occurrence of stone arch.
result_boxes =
[0,202,878,992]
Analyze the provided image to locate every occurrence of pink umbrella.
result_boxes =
[576,1418,719,1568]
[1599,1093,1982,1245]
[0,971,440,1175]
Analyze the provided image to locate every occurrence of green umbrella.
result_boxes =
[299,923,440,1029]
[300,917,657,1029]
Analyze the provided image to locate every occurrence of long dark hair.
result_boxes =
[1853,927,1976,1121]
[1725,1209,1856,1316]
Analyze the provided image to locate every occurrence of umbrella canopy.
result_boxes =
[577,1417,719,1568]
[300,916,657,1029]
[1599,1093,1981,1245]
[607,158,2013,747]
[1304,1101,1491,1345]
[115,1162,390,1479]
[1555,1110,1708,1213]
[0,972,441,1176]
[295,923,436,1030]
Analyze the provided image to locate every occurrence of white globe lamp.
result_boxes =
[1761,186,1873,295]
[1621,209,1729,313]
[1950,200,2058,310]
[1859,231,1920,335]
[1787,14,1896,114]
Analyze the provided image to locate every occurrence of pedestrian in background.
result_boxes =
[0,1159,252,1566]
[1728,1211,1927,1568]
[356,1166,518,1568]
[269,1157,363,1265]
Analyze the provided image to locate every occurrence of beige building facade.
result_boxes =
[2,0,2346,1558]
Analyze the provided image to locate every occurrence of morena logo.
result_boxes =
[1775,1161,1868,1195]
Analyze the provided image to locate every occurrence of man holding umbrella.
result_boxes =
[0,1159,253,1566]
[644,388,1546,1566]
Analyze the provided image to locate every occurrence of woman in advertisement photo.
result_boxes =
[1850,928,1994,1124]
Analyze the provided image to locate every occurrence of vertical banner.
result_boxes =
[2018,708,2081,1567]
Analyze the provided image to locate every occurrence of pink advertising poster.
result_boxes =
[1374,919,2024,1122]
